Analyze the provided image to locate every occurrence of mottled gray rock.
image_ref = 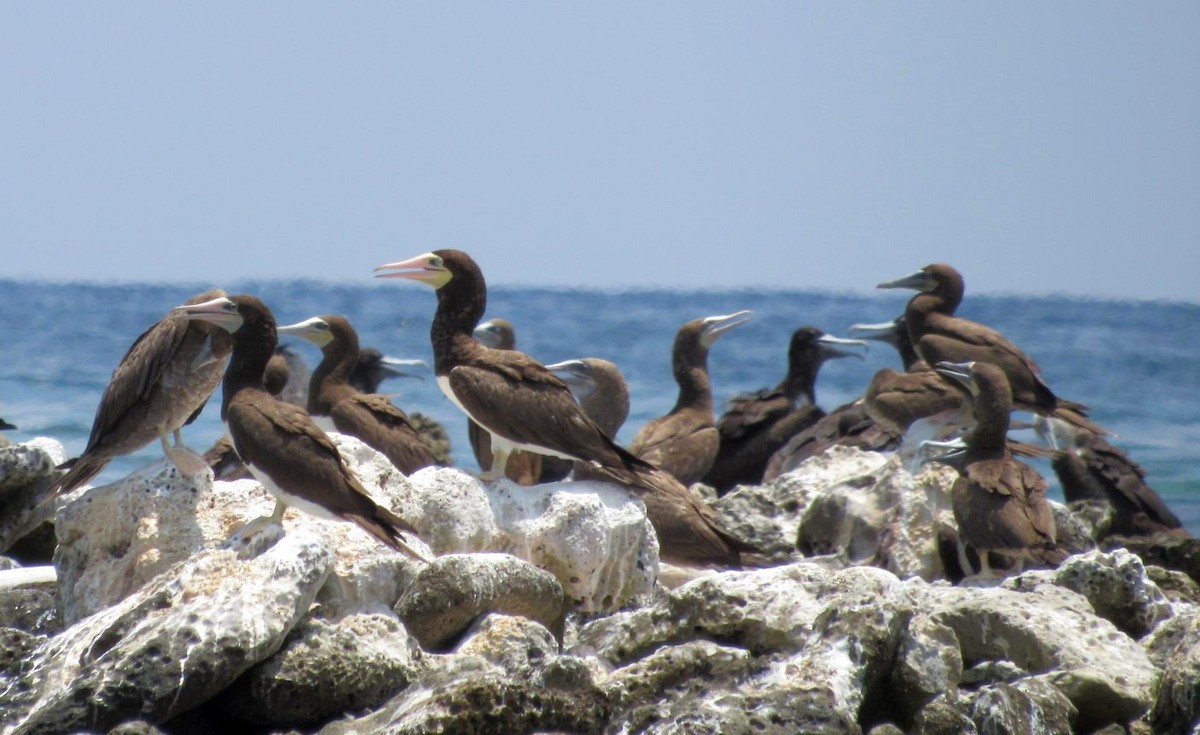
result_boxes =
[792,450,959,581]
[922,582,1158,731]
[886,615,963,728]
[395,553,565,650]
[1,532,331,734]
[1002,548,1172,638]
[54,438,431,625]
[1116,534,1200,586]
[1145,609,1200,735]
[914,693,977,735]
[1051,500,1099,556]
[0,587,58,636]
[218,612,422,728]
[393,465,657,613]
[319,634,609,735]
[1147,564,1200,607]
[0,439,67,553]
[969,676,1077,735]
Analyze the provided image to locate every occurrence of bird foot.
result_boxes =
[167,446,211,478]
[222,515,285,558]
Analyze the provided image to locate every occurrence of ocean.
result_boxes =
[2,278,1198,534]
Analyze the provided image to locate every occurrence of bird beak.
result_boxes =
[699,310,753,347]
[172,297,243,332]
[817,334,869,360]
[545,359,596,398]
[374,253,451,288]
[918,437,968,464]
[277,317,333,346]
[848,320,900,341]
[877,269,934,292]
[377,356,428,381]
[934,361,977,392]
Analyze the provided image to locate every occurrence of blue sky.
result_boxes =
[2,3,1197,301]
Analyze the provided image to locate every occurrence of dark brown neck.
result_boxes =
[309,338,359,415]
[222,321,277,420]
[432,273,487,375]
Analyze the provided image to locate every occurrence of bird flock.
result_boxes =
[31,251,1187,580]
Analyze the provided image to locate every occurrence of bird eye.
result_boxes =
[430,256,443,268]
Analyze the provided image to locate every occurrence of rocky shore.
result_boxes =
[1,437,1198,734]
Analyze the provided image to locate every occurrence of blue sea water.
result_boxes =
[2,278,1198,534]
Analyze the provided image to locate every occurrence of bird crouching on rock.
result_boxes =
[172,294,426,560]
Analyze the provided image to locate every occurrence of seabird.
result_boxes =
[544,356,753,564]
[0,418,15,431]
[45,289,234,501]
[466,317,543,484]
[373,249,683,496]
[702,326,864,492]
[205,352,291,481]
[629,311,753,486]
[934,360,1068,576]
[1038,417,1186,538]
[172,295,424,559]
[878,263,1106,435]
[277,315,437,475]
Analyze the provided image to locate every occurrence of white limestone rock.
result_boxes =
[2,531,332,734]
[0,438,68,552]
[390,465,658,613]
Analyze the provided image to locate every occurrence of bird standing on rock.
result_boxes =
[374,250,673,493]
[630,311,752,486]
[933,360,1067,578]
[277,314,438,475]
[173,295,425,560]
[704,326,865,492]
[376,250,755,566]
[45,289,234,502]
[467,317,545,484]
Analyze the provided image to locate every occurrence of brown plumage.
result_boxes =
[205,353,290,481]
[46,289,233,501]
[1039,417,1186,538]
[879,263,1106,435]
[703,326,864,493]
[547,356,751,565]
[376,250,678,496]
[174,295,425,560]
[467,317,544,484]
[630,311,752,486]
[278,315,436,475]
[935,360,1068,575]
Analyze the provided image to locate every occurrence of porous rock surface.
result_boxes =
[0,436,1190,733]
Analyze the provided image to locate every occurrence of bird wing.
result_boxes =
[228,395,386,519]
[716,389,790,439]
[330,394,436,474]
[87,315,191,449]
[959,459,1056,550]
[448,361,626,466]
[629,412,719,485]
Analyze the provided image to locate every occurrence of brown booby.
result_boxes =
[1038,417,1187,538]
[173,295,425,559]
[934,360,1068,576]
[850,317,966,439]
[629,311,753,486]
[45,289,234,501]
[277,315,437,475]
[702,326,864,492]
[878,264,1106,435]
[540,357,632,482]
[205,352,292,481]
[545,356,753,565]
[466,317,543,484]
[374,249,680,496]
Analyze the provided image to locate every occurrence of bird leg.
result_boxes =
[160,430,209,477]
[225,499,287,548]
[479,447,510,482]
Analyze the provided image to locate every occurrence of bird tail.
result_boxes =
[1007,439,1052,459]
[40,454,110,507]
[1030,544,1070,568]
[1052,404,1109,437]
[347,506,428,562]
